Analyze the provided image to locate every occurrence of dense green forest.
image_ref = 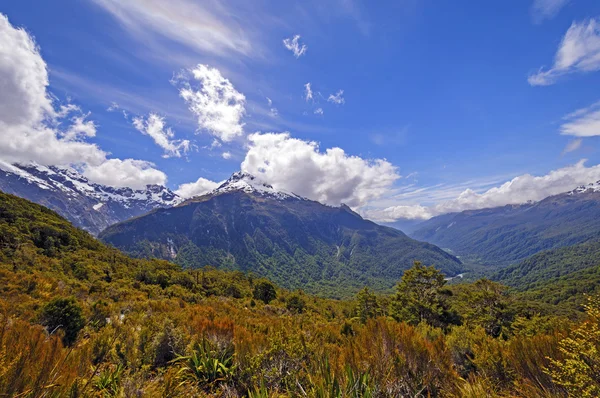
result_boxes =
[2,191,600,397]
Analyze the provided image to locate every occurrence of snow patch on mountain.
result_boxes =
[0,162,182,207]
[569,180,600,195]
[212,171,302,200]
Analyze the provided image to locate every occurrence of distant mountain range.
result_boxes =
[100,172,463,297]
[0,163,181,235]
[411,181,600,266]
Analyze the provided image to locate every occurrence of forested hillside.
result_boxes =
[411,188,600,266]
[3,190,600,397]
[100,172,463,297]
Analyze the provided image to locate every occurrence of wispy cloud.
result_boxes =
[304,82,314,102]
[314,108,324,115]
[561,100,600,137]
[327,90,345,105]
[529,18,600,86]
[91,0,257,58]
[531,0,569,24]
[283,35,307,58]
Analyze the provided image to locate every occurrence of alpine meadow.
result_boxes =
[3,1,600,397]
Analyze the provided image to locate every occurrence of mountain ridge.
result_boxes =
[100,171,463,297]
[410,182,600,266]
[0,162,181,235]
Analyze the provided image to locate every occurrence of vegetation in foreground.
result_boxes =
[1,191,599,397]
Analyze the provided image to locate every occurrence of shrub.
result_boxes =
[39,297,85,346]
[253,281,277,304]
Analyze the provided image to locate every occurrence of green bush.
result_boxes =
[39,297,85,346]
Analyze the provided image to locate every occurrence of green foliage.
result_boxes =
[286,294,306,314]
[253,280,277,304]
[546,295,600,396]
[354,287,380,323]
[173,338,236,390]
[452,279,512,337]
[39,297,85,346]
[390,262,457,328]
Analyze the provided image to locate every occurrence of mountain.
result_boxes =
[100,171,463,297]
[410,181,600,266]
[0,162,181,235]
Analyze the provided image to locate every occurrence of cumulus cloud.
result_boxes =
[0,13,166,188]
[560,100,600,137]
[222,151,232,159]
[175,177,220,198]
[367,160,600,221]
[133,113,191,158]
[529,18,600,86]
[63,113,97,141]
[304,83,313,102]
[241,132,400,208]
[176,64,246,142]
[83,159,167,189]
[314,108,324,115]
[283,35,307,58]
[91,0,254,57]
[531,0,569,24]
[327,90,345,105]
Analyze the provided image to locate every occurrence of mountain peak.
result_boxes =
[212,171,300,200]
[569,180,600,195]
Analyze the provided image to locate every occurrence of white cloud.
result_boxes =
[63,113,97,141]
[327,90,345,105]
[0,13,167,189]
[366,160,600,221]
[283,35,307,58]
[529,18,600,86]
[83,159,167,189]
[304,83,313,102]
[91,0,254,57]
[266,97,278,117]
[133,113,191,158]
[560,100,600,137]
[107,102,120,112]
[241,132,400,208]
[176,64,246,142]
[175,177,220,198]
[314,108,324,115]
[531,0,569,24]
[222,151,232,159]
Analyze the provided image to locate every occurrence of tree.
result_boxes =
[355,287,379,323]
[547,294,600,397]
[390,262,456,328]
[286,295,306,314]
[454,279,512,337]
[39,297,85,346]
[253,281,277,304]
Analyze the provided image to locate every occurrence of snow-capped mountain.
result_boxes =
[0,162,182,235]
[100,170,463,296]
[210,171,302,200]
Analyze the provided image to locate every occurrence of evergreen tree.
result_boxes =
[390,262,456,328]
[355,287,379,323]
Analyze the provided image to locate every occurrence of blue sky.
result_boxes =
[2,0,600,221]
